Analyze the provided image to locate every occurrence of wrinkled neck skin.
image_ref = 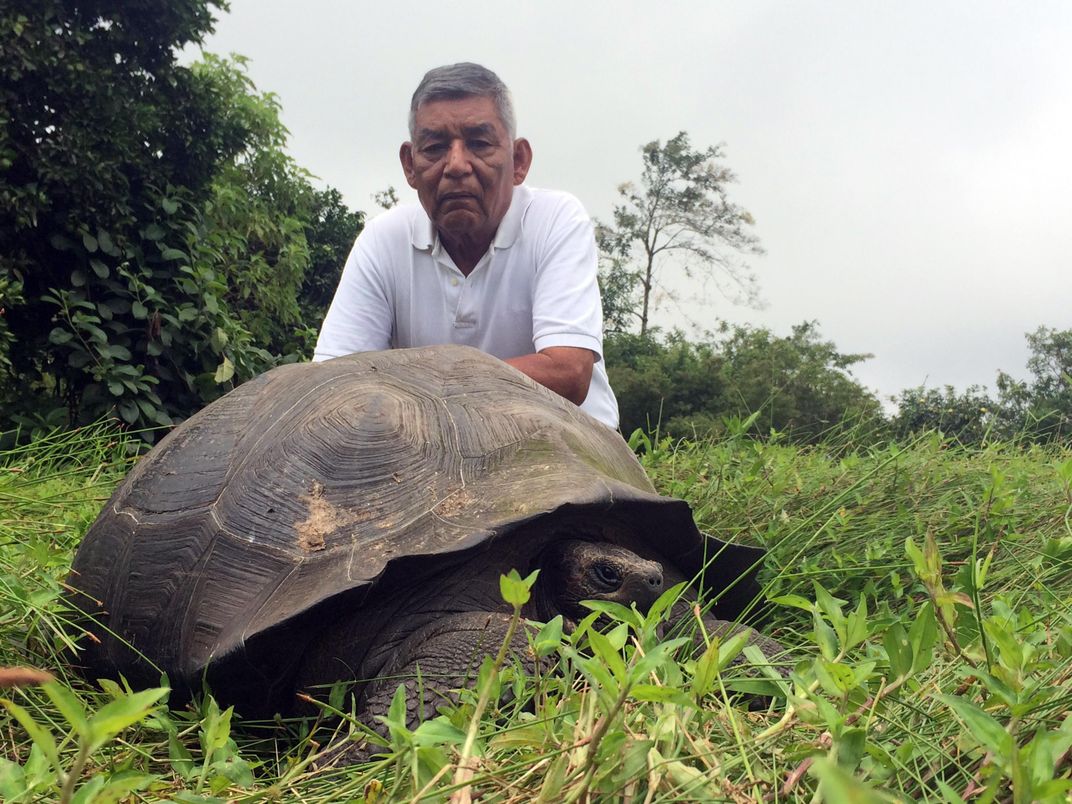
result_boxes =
[439,230,493,276]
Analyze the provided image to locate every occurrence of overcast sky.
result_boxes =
[193,1,1072,402]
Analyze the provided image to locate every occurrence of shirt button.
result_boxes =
[450,278,460,287]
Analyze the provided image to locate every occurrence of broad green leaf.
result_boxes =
[629,684,691,705]
[97,230,120,257]
[209,326,229,352]
[143,223,165,241]
[935,780,968,803]
[814,660,850,697]
[938,694,1012,759]
[844,596,870,650]
[87,687,168,751]
[161,197,179,214]
[73,769,154,804]
[412,717,465,747]
[632,637,688,679]
[713,628,752,672]
[812,582,846,629]
[0,698,61,772]
[0,757,27,802]
[48,327,73,345]
[201,702,234,754]
[587,631,627,683]
[89,258,109,278]
[835,726,868,770]
[769,593,814,612]
[488,723,546,751]
[581,599,642,629]
[82,232,98,252]
[70,774,104,804]
[813,609,840,660]
[380,683,411,742]
[213,356,235,384]
[646,581,687,623]
[533,615,563,658]
[499,569,537,607]
[169,727,196,780]
[909,603,937,673]
[118,400,139,424]
[42,681,90,738]
[810,756,893,803]
[883,622,912,680]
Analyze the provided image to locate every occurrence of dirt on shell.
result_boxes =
[296,481,372,552]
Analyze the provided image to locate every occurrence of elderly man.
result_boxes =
[313,62,619,428]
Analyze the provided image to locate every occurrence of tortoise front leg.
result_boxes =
[668,598,792,677]
[320,611,536,766]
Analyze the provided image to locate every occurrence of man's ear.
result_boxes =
[399,142,418,189]
[512,138,533,185]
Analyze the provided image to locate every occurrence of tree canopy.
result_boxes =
[0,2,361,440]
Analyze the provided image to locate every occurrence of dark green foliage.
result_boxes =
[715,322,883,442]
[299,187,365,332]
[890,385,998,445]
[605,332,724,437]
[0,3,362,438]
[608,322,883,443]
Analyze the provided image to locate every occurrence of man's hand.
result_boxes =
[505,347,595,406]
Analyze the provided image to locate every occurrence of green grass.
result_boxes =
[1,422,1071,802]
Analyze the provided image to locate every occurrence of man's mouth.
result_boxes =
[440,192,477,202]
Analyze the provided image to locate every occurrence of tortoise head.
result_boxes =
[532,539,664,626]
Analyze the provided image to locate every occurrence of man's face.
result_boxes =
[400,95,532,246]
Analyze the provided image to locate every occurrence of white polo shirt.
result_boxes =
[313,184,619,428]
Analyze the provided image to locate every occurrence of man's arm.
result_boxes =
[505,346,595,406]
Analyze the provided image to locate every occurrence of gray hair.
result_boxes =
[408,62,516,140]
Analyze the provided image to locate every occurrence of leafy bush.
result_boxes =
[607,322,884,443]
[0,5,362,440]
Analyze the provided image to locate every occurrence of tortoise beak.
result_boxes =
[621,563,664,612]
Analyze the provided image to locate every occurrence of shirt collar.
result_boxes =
[409,184,530,251]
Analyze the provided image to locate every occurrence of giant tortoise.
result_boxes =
[68,345,782,760]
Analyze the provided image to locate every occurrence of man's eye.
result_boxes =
[421,143,447,156]
[469,140,492,151]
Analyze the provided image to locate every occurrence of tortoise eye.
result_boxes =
[593,563,622,588]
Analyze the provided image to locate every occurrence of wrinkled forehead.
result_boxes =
[412,93,513,139]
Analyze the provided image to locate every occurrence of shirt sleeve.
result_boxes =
[312,224,394,361]
[530,194,605,361]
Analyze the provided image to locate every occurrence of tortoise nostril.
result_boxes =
[647,572,663,589]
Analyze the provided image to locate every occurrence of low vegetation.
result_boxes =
[2,422,1070,801]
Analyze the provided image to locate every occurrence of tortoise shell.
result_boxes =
[69,345,763,712]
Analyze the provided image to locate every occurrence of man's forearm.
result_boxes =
[505,346,595,406]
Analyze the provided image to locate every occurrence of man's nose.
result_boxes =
[444,140,473,176]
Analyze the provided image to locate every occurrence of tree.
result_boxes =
[996,326,1072,442]
[714,322,882,442]
[597,132,764,336]
[605,332,724,437]
[890,385,998,445]
[0,3,363,439]
[1,0,237,432]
